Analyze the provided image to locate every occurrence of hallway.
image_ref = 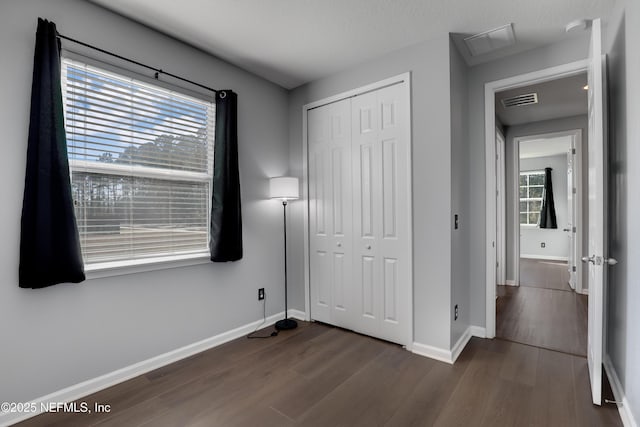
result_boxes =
[497,259,587,356]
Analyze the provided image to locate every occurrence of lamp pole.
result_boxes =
[276,199,297,330]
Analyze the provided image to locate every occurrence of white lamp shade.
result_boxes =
[269,177,299,200]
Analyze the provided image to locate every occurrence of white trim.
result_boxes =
[504,280,518,286]
[411,342,455,364]
[520,254,569,261]
[469,326,487,338]
[485,59,589,338]
[412,326,484,365]
[0,311,295,427]
[85,253,211,279]
[301,73,413,345]
[451,328,473,363]
[288,309,307,321]
[604,355,639,427]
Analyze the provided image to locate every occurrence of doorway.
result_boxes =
[496,126,588,356]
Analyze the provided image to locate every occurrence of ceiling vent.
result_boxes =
[464,23,516,56]
[501,92,539,108]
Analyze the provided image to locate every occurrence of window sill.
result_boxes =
[84,253,211,280]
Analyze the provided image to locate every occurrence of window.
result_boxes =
[61,58,215,267]
[519,171,544,226]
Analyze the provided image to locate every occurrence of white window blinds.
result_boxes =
[61,58,215,266]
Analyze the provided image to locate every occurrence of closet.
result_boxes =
[307,79,412,346]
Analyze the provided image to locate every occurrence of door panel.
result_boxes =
[586,18,606,406]
[352,84,410,345]
[308,99,353,326]
[567,148,576,289]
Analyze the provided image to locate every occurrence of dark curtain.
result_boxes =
[210,90,243,261]
[19,19,85,288]
[539,167,558,229]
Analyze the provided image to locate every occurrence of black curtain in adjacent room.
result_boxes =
[210,90,243,261]
[19,19,85,288]
[539,167,558,229]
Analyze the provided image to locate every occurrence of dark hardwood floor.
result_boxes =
[497,258,588,356]
[17,322,620,427]
[519,258,572,291]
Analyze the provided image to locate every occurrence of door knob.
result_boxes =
[606,258,618,265]
[582,255,595,264]
[366,245,372,250]
[563,228,571,232]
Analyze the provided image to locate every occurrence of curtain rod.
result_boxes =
[56,32,218,94]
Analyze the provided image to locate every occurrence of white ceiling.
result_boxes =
[519,135,572,159]
[496,73,588,126]
[89,0,615,89]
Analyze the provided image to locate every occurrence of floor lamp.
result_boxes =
[270,177,299,330]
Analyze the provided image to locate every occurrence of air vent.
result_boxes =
[501,93,539,108]
[464,23,516,56]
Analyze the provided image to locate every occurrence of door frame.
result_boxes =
[512,129,584,294]
[484,60,588,338]
[301,72,413,347]
[496,129,507,287]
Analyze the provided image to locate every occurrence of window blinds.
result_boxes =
[61,58,215,265]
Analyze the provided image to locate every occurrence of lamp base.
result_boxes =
[275,318,298,330]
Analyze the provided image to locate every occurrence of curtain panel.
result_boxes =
[539,167,558,229]
[19,19,85,288]
[210,90,243,261]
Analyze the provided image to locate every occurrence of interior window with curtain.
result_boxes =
[61,57,215,267]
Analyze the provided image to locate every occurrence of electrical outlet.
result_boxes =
[541,242,546,248]
[454,304,459,321]
[258,288,265,301]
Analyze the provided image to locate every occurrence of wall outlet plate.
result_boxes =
[454,304,459,321]
[258,288,265,300]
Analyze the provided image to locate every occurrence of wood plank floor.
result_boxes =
[497,257,588,356]
[17,322,621,427]
[519,258,572,291]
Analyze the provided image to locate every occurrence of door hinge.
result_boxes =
[572,148,576,155]
[573,187,577,194]
[573,226,577,233]
[572,266,577,272]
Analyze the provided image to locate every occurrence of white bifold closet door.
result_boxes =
[308,82,411,346]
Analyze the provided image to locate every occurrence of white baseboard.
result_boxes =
[604,355,638,427]
[504,280,518,286]
[0,310,296,427]
[412,325,484,365]
[469,326,487,338]
[411,341,454,364]
[520,254,568,261]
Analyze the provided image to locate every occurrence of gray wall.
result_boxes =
[0,0,290,403]
[605,0,640,422]
[466,36,590,327]
[288,36,455,350]
[503,115,589,282]
[518,154,569,259]
[450,39,471,346]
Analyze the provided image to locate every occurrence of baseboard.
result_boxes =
[412,341,454,364]
[604,355,638,427]
[288,309,307,321]
[520,254,568,261]
[413,325,482,365]
[0,311,291,427]
[450,328,472,363]
[504,280,518,286]
[469,325,487,338]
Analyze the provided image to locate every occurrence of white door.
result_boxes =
[566,147,576,289]
[585,18,607,406]
[308,99,353,327]
[351,84,411,345]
